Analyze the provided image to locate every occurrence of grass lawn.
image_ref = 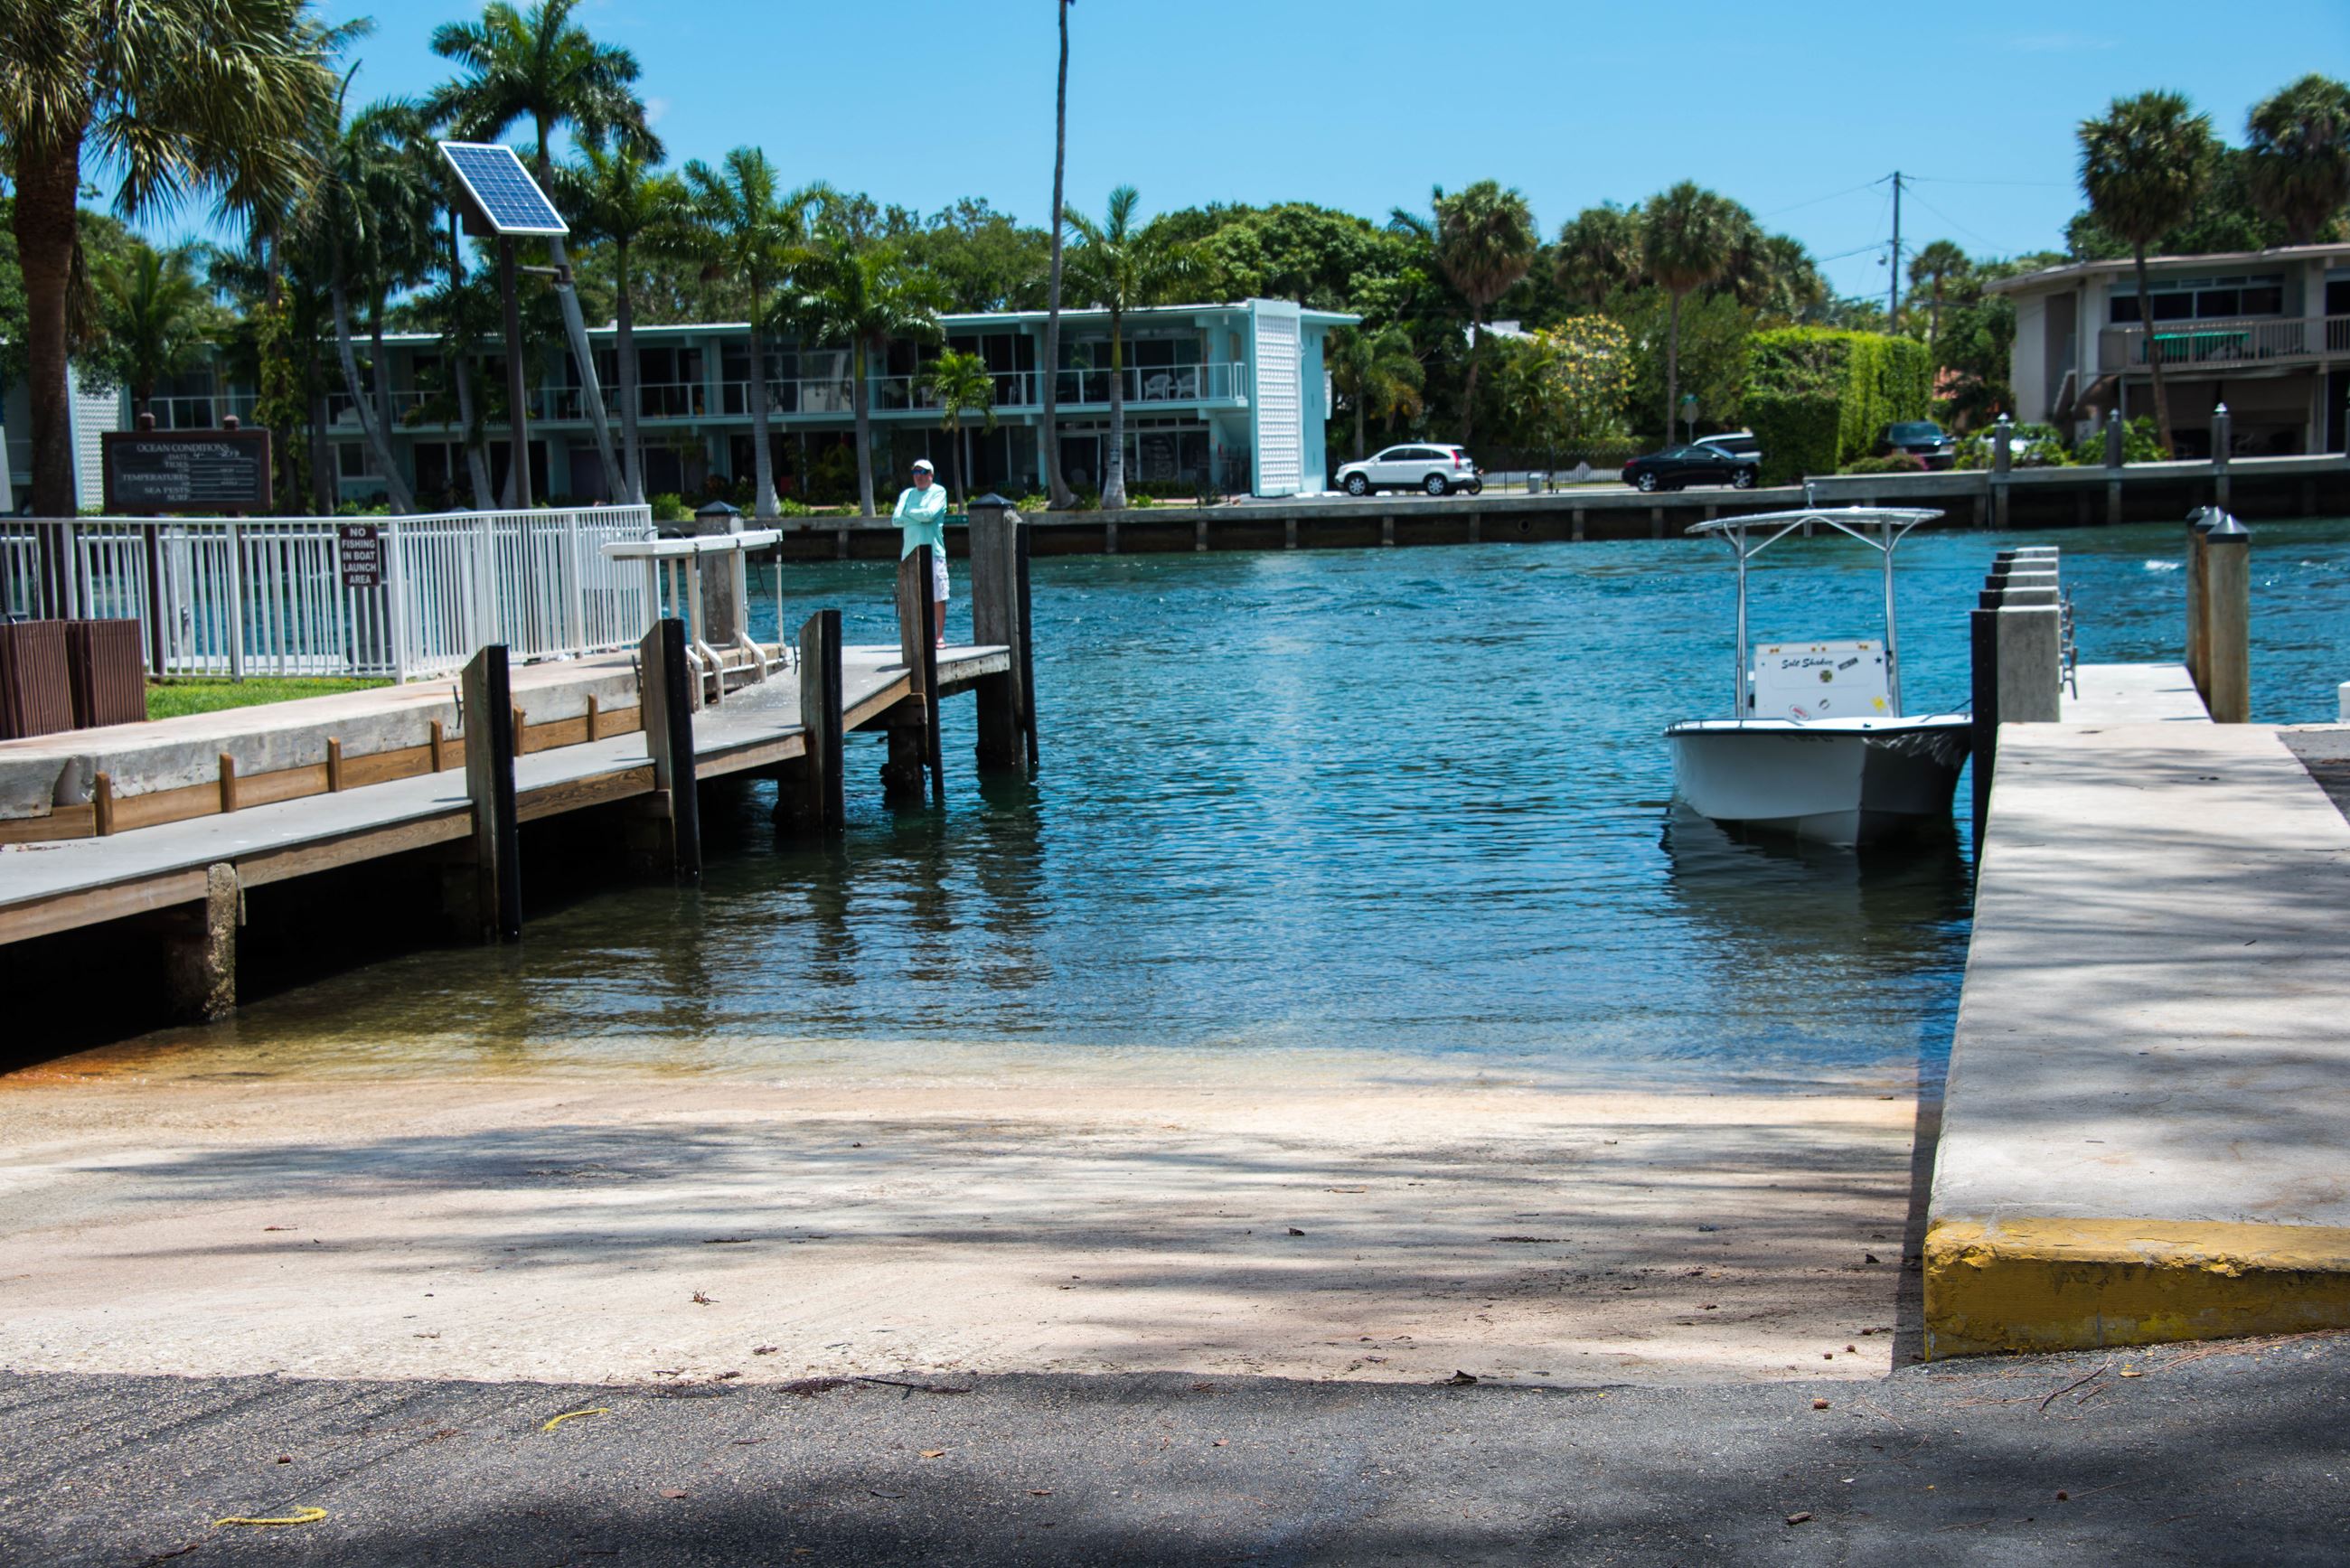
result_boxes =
[147,677,391,723]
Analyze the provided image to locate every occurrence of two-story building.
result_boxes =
[4,297,1352,512]
[1990,241,2350,457]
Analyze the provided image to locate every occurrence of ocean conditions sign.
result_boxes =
[102,429,273,514]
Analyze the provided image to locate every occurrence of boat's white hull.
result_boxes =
[1666,717,1971,847]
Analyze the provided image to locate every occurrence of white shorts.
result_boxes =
[931,546,950,602]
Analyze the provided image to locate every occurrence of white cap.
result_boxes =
[912,458,934,473]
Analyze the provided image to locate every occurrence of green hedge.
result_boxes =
[1749,328,1932,477]
[1745,390,1839,487]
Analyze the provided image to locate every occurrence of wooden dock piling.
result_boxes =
[886,549,943,803]
[458,644,522,942]
[781,608,845,833]
[2204,513,2251,723]
[969,499,1034,775]
[632,617,702,880]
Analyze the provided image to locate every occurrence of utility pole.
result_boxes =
[1888,171,1903,328]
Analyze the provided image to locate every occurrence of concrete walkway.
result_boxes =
[2061,663,2210,725]
[1927,720,2350,1357]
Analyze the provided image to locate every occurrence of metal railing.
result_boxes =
[140,392,261,431]
[2098,315,2350,371]
[0,506,653,683]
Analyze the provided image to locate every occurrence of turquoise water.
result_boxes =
[137,517,2350,1088]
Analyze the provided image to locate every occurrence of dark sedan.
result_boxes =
[1620,441,1760,492]
[1875,420,1957,469]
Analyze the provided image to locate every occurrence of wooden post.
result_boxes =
[586,693,601,741]
[970,498,1029,774]
[2204,512,2251,724]
[218,753,239,813]
[888,549,942,803]
[2186,508,2215,699]
[1991,416,2014,531]
[161,862,240,1023]
[429,718,447,773]
[1969,582,2003,845]
[785,608,844,832]
[325,737,343,793]
[459,643,522,942]
[93,772,115,837]
[633,616,702,880]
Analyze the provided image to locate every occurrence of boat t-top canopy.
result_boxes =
[1685,504,1946,719]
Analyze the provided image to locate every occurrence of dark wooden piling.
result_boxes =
[886,549,943,803]
[459,643,522,942]
[969,497,1034,775]
[782,608,845,833]
[632,617,702,881]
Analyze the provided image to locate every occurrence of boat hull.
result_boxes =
[1666,718,1972,847]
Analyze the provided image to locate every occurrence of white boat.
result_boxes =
[1666,505,1971,848]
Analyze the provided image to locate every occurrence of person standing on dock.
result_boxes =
[894,458,949,647]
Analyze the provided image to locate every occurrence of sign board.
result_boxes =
[338,524,383,588]
[1752,640,1890,722]
[102,429,273,514]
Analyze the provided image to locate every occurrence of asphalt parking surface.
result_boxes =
[4,1334,2345,1565]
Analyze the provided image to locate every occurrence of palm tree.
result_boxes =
[1908,239,1972,346]
[792,228,948,517]
[1640,182,1751,439]
[96,242,212,420]
[427,0,660,502]
[301,85,433,514]
[918,349,997,506]
[558,142,684,503]
[1730,230,1827,323]
[1040,0,1077,511]
[1063,186,1200,511]
[1553,202,1646,309]
[2246,74,2350,246]
[2080,91,2218,455]
[0,0,335,519]
[1429,181,1537,446]
[1326,325,1425,460]
[672,148,811,518]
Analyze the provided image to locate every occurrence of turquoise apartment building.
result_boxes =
[8,297,1355,511]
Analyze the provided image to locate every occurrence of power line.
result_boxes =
[1904,174,2073,189]
[1757,175,1889,221]
[1902,185,2019,257]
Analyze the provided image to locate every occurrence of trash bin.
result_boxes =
[1527,473,1547,495]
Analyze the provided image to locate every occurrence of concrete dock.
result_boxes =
[1925,710,2350,1356]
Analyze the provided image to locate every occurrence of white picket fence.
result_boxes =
[0,506,657,682]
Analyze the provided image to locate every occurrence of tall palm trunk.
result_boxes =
[14,137,84,521]
[330,259,416,513]
[851,335,878,518]
[945,415,964,508]
[307,366,334,514]
[533,128,624,502]
[455,352,494,508]
[1460,310,1483,446]
[1665,291,1683,441]
[963,423,975,506]
[746,286,777,517]
[368,296,400,505]
[1102,306,1128,510]
[1353,382,1368,461]
[1040,0,1075,510]
[2134,249,2175,455]
[616,239,644,503]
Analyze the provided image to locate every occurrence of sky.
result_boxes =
[135,0,2350,305]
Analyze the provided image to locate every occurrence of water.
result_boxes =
[95,516,2350,1089]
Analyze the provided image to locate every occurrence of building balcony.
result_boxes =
[141,392,260,430]
[308,360,1254,437]
[2097,315,2350,373]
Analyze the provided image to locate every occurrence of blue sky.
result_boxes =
[144,0,2348,302]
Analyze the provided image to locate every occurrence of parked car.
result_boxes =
[1619,441,1760,493]
[1875,420,1957,469]
[1334,444,1483,497]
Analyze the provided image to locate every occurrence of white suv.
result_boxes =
[1334,444,1482,497]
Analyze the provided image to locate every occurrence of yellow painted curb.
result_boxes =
[1924,1216,2350,1359]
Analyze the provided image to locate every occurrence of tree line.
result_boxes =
[5,0,2345,521]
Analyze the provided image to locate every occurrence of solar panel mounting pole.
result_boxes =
[500,238,532,510]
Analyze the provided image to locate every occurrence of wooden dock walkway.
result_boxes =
[0,510,1038,1028]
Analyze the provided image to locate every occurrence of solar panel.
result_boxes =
[438,142,569,237]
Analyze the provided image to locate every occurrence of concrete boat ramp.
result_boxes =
[1926,660,2350,1356]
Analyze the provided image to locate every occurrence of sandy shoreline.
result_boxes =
[0,1056,1926,1389]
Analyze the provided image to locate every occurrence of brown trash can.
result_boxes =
[66,619,148,729]
[0,620,75,740]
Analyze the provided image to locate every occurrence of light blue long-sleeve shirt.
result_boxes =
[893,483,948,559]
